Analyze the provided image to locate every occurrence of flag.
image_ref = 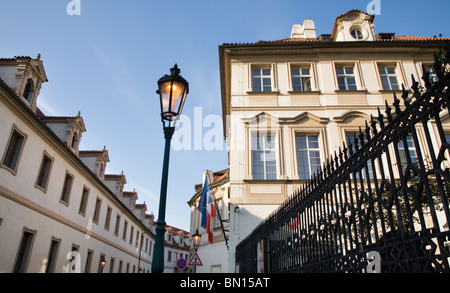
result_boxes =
[198,173,216,244]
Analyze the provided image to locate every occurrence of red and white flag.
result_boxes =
[198,171,216,244]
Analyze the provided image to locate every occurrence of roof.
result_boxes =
[253,35,450,45]
[223,9,449,47]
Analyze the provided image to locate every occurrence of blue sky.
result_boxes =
[1,0,449,231]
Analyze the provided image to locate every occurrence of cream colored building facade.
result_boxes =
[219,10,450,272]
[188,169,230,273]
[0,56,189,273]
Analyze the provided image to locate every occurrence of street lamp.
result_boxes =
[152,64,189,273]
[192,229,201,252]
[99,256,106,273]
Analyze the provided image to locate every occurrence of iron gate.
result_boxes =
[236,50,450,273]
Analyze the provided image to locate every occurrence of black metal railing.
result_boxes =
[236,53,450,273]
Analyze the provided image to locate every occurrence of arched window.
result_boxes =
[350,28,364,40]
[22,79,35,103]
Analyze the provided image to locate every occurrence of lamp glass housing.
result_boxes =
[157,64,189,121]
[192,229,201,250]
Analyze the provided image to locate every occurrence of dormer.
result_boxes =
[79,147,110,181]
[330,10,376,42]
[41,112,86,154]
[0,55,48,114]
[165,227,173,242]
[145,213,155,230]
[122,190,138,211]
[134,203,147,223]
[104,173,127,200]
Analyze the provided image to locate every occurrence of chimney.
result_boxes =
[291,19,316,39]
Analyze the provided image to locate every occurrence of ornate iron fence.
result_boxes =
[236,54,450,273]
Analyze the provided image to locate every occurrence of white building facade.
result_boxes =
[0,55,189,273]
[218,10,450,272]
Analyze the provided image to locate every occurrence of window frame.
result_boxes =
[295,133,322,180]
[60,171,74,205]
[22,78,35,104]
[78,186,90,216]
[345,132,375,180]
[350,28,364,40]
[13,228,36,273]
[104,206,112,231]
[335,65,357,91]
[249,63,277,93]
[378,64,400,91]
[290,64,313,92]
[1,125,27,175]
[35,151,54,192]
[397,135,418,171]
[92,197,102,224]
[114,213,121,236]
[251,131,278,180]
[122,220,128,241]
[45,237,61,273]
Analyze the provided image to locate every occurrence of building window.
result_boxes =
[346,134,374,180]
[93,197,101,224]
[379,65,399,90]
[397,135,418,170]
[13,230,35,273]
[291,66,312,92]
[296,134,321,180]
[129,226,134,245]
[84,250,93,273]
[123,220,128,241]
[45,238,61,273]
[109,257,115,273]
[336,66,357,90]
[350,28,364,40]
[71,132,79,150]
[118,260,123,273]
[252,66,272,92]
[2,127,26,173]
[79,187,89,215]
[252,133,277,180]
[104,206,112,231]
[36,153,53,191]
[22,79,35,104]
[114,214,121,236]
[60,172,74,205]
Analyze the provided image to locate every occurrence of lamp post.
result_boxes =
[192,229,201,252]
[152,64,189,273]
[191,229,201,273]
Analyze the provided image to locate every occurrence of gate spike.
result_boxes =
[411,74,419,95]
[354,132,360,151]
[393,92,401,115]
[377,107,385,129]
[338,147,344,165]
[401,84,411,106]
[365,120,371,140]
[333,150,339,171]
